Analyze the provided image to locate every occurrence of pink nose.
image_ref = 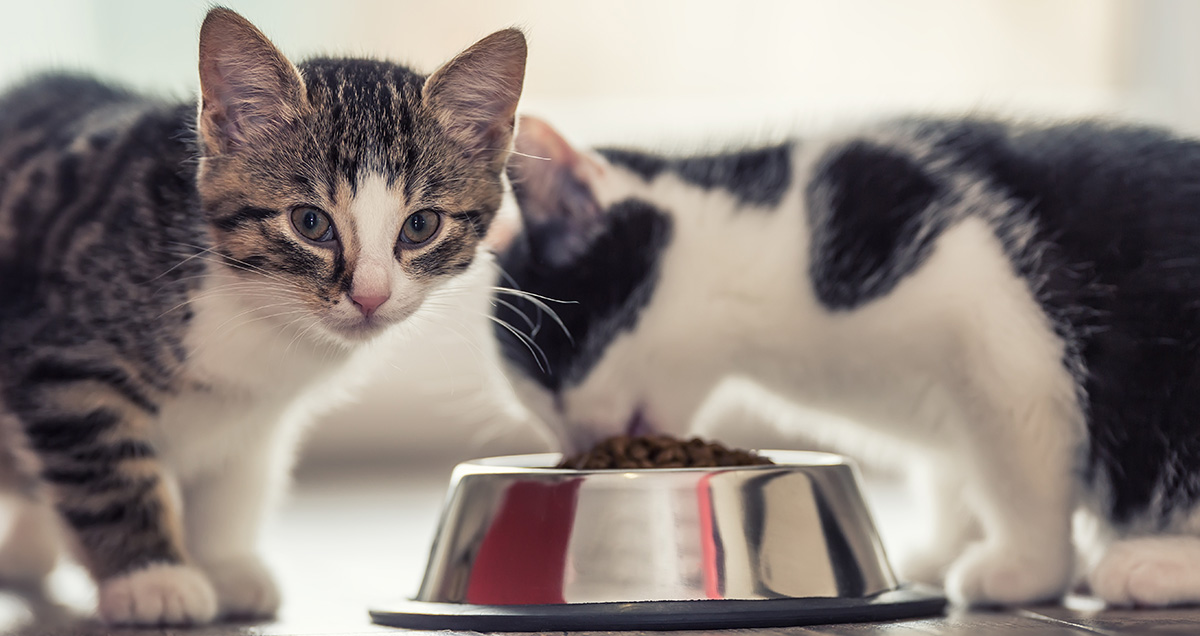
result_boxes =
[350,293,389,318]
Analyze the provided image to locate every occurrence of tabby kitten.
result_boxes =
[0,8,525,626]
[494,116,1200,609]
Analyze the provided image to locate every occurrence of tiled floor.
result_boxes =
[3,463,1199,636]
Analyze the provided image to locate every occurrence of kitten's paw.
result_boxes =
[99,563,217,625]
[1089,536,1200,607]
[895,545,957,585]
[945,542,1072,606]
[201,555,280,619]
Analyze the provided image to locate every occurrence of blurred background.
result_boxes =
[4,0,1200,471]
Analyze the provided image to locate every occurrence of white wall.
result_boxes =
[2,0,1149,142]
[3,0,1197,466]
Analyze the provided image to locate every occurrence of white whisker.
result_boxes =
[488,286,574,343]
[485,314,548,374]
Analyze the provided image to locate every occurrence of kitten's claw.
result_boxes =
[1089,536,1200,607]
[99,563,217,625]
[945,542,1072,606]
[201,555,280,619]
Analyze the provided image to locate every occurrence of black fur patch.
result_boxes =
[408,229,472,278]
[599,143,794,207]
[66,439,156,464]
[806,141,941,311]
[213,205,280,232]
[908,118,1200,525]
[23,358,159,414]
[494,199,673,391]
[59,475,160,529]
[42,439,156,491]
[23,410,121,453]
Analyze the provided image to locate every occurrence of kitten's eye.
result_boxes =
[290,206,335,243]
[399,210,441,246]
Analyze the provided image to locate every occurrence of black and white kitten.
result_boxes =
[493,115,1200,608]
[0,8,524,625]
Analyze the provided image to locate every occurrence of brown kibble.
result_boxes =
[556,434,774,470]
[659,445,685,463]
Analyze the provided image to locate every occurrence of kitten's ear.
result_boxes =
[505,116,606,266]
[424,28,527,167]
[197,8,306,154]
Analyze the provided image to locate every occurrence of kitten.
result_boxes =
[493,115,1200,608]
[0,8,525,626]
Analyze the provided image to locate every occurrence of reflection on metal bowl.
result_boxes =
[370,451,945,631]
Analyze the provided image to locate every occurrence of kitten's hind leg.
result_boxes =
[1089,536,1200,607]
[12,387,216,625]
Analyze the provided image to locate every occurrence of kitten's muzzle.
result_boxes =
[350,292,389,318]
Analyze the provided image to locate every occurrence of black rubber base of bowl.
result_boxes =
[368,585,946,631]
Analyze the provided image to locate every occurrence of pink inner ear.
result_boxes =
[197,8,303,153]
[200,75,247,146]
[506,117,605,266]
[423,29,526,160]
[515,116,579,168]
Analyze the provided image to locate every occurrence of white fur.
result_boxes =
[139,266,359,622]
[321,174,431,338]
[198,554,280,619]
[1089,536,1200,606]
[509,141,1087,606]
[98,563,217,625]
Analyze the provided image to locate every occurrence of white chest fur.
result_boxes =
[153,269,356,479]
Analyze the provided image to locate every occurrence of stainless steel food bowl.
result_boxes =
[370,450,944,631]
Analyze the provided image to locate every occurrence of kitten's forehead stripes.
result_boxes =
[300,58,425,193]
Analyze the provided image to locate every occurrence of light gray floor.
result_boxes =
[2,463,1197,636]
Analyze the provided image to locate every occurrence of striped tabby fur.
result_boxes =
[0,7,524,625]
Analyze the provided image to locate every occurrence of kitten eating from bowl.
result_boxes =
[556,434,774,469]
[490,114,1200,609]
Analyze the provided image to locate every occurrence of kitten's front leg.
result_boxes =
[895,458,981,585]
[21,403,217,625]
[943,395,1081,606]
[183,445,283,620]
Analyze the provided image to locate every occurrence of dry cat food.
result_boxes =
[556,434,774,469]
